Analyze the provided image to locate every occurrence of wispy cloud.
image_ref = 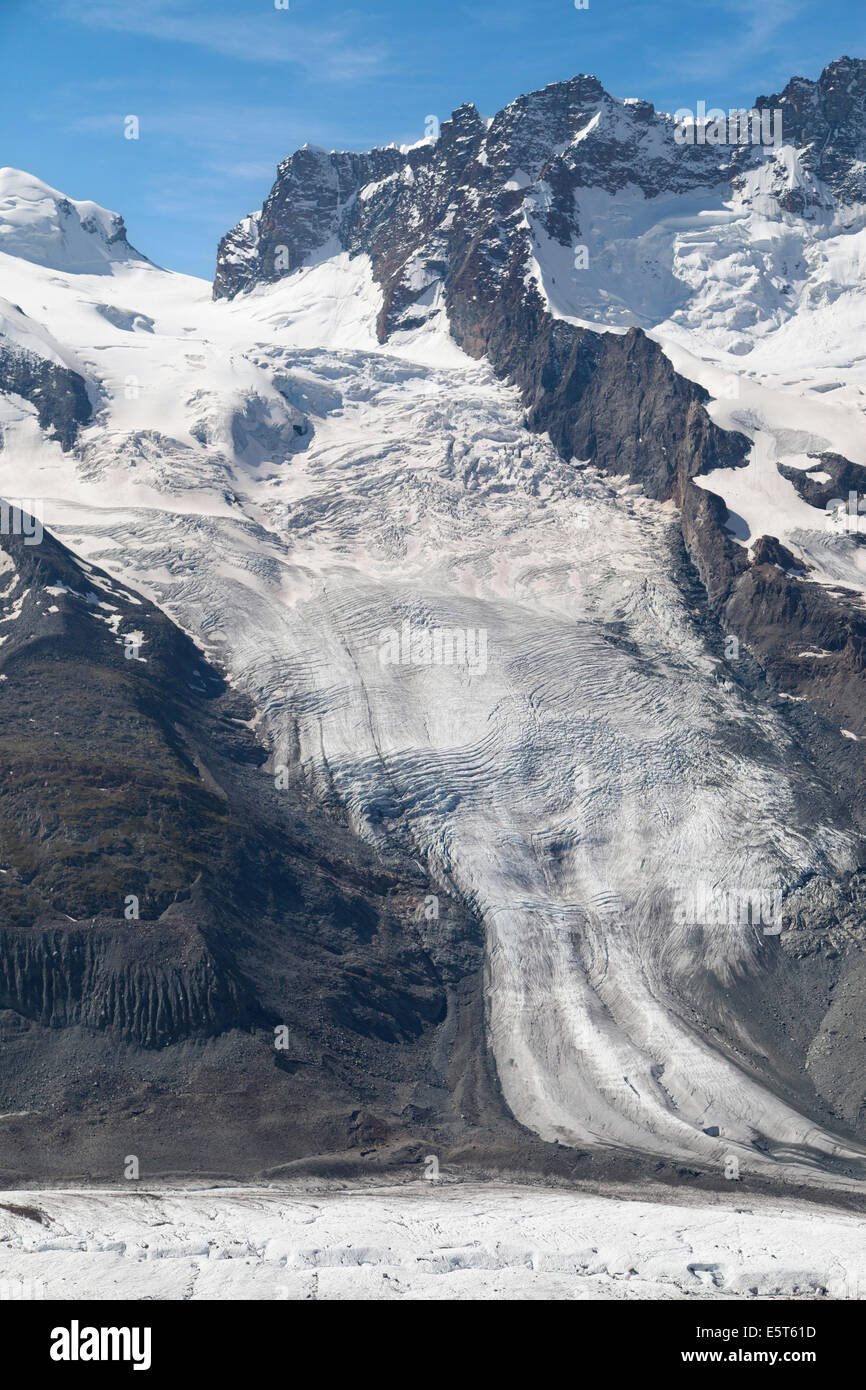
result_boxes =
[650,0,805,87]
[59,0,390,83]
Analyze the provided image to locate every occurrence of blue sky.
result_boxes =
[1,0,864,278]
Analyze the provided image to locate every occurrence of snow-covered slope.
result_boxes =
[0,169,145,273]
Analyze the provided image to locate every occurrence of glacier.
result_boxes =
[0,169,864,1185]
[1,1180,864,1301]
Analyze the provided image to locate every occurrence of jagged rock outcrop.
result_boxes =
[0,342,91,449]
[752,56,866,207]
[213,143,407,299]
[0,915,255,1048]
[780,451,866,513]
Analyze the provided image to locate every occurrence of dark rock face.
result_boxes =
[723,563,866,739]
[0,343,92,449]
[678,450,866,742]
[452,307,751,503]
[748,535,807,571]
[213,143,406,300]
[676,471,866,742]
[0,516,528,1179]
[679,479,750,610]
[0,916,254,1048]
[752,56,866,205]
[780,451,866,514]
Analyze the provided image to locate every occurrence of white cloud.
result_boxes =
[59,0,389,82]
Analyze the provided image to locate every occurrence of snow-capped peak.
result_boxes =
[0,168,145,273]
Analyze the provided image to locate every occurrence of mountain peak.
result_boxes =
[0,168,146,274]
[447,102,483,125]
[213,53,866,309]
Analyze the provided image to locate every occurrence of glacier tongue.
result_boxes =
[0,240,861,1179]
